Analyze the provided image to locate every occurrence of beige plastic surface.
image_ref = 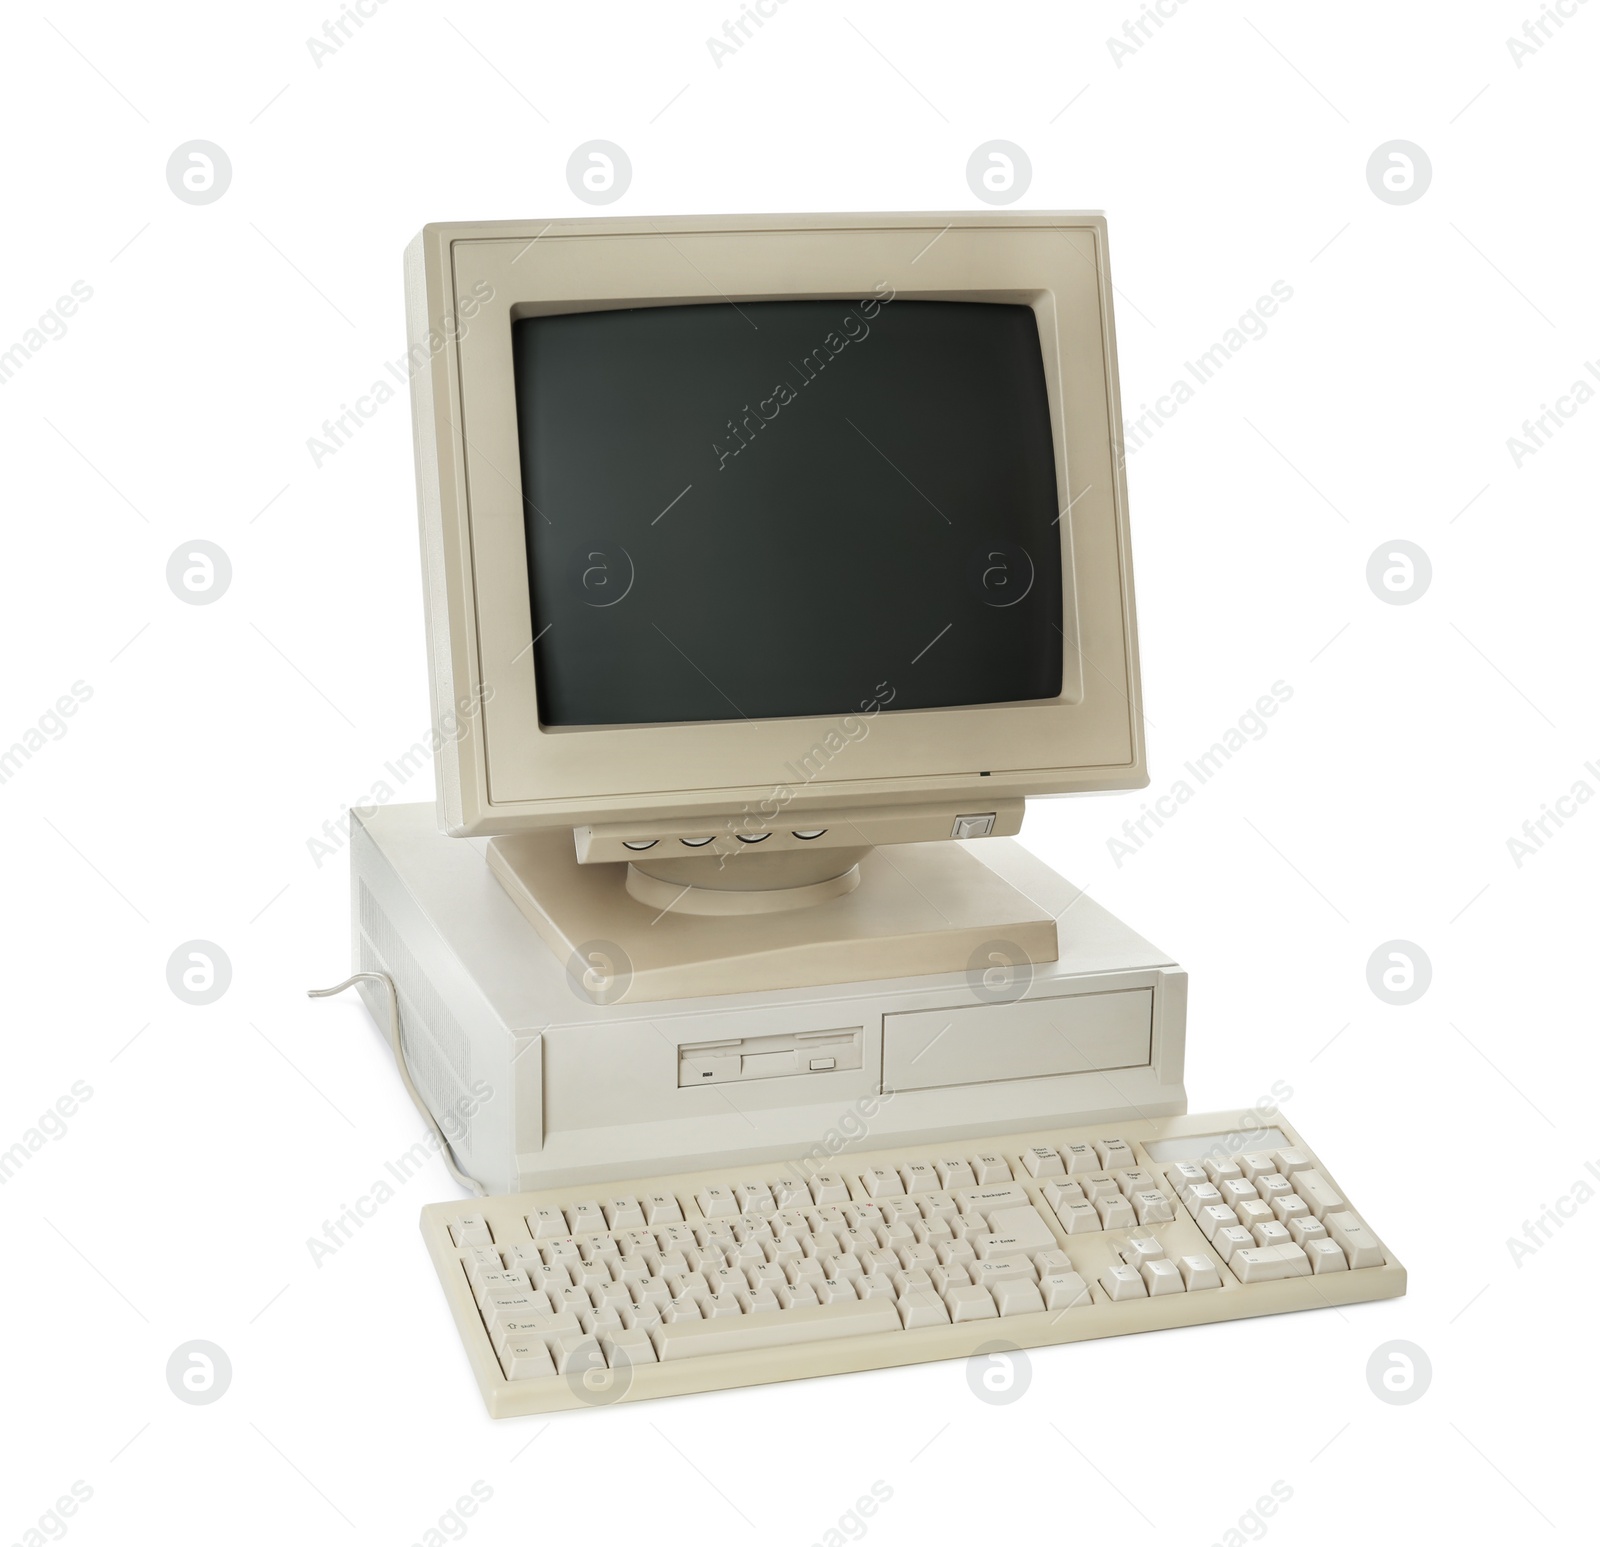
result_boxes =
[485,828,1058,1001]
[421,1109,1404,1417]
[404,212,1145,836]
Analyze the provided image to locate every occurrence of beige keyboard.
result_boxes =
[421,1112,1404,1416]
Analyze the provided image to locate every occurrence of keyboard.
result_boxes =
[421,1112,1404,1416]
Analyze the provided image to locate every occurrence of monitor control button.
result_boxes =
[622,839,658,851]
[952,813,997,839]
[792,830,827,840]
[735,833,769,843]
[679,836,716,847]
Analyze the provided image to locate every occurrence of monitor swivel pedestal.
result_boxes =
[484,828,1059,1003]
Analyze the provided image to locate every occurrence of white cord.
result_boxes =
[308,971,485,1197]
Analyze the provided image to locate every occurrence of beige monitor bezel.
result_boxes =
[405,212,1144,837]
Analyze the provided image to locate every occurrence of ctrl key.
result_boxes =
[499,1338,556,1381]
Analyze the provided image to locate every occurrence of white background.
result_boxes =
[3,2,1596,1543]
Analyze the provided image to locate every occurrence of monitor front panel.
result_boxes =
[410,215,1142,830]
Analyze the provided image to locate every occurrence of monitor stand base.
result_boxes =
[485,829,1058,1003]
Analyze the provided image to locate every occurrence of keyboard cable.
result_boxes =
[307,971,485,1197]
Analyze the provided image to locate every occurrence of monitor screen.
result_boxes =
[512,298,1064,728]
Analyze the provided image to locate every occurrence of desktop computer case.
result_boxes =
[351,803,1188,1196]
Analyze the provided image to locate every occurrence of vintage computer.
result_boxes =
[323,212,1403,1415]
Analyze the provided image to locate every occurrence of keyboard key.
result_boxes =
[600,1328,658,1366]
[1100,1264,1146,1301]
[604,1197,647,1230]
[969,1256,1036,1286]
[1323,1212,1385,1268]
[449,1214,492,1248]
[1042,1179,1087,1210]
[1132,1190,1173,1225]
[993,1278,1046,1316]
[645,1193,684,1224]
[1275,1148,1313,1174]
[1290,1171,1344,1220]
[551,1333,604,1375]
[770,1179,809,1209]
[1179,1255,1222,1292]
[945,1283,1000,1322]
[901,1162,938,1194]
[862,1166,904,1198]
[1120,1233,1164,1268]
[985,1205,1056,1248]
[1040,1271,1092,1310]
[500,1338,556,1380]
[1252,1221,1291,1250]
[1239,1153,1277,1182]
[1203,1156,1242,1184]
[566,1201,604,1233]
[1288,1216,1327,1248]
[935,1159,977,1189]
[1235,1199,1274,1231]
[1061,1142,1098,1174]
[956,1182,1030,1213]
[696,1186,737,1219]
[652,1297,900,1360]
[1306,1239,1348,1274]
[1168,1160,1207,1192]
[1198,1205,1238,1241]
[971,1152,1011,1183]
[734,1184,774,1215]
[1097,1138,1136,1170]
[1183,1183,1225,1216]
[1231,1244,1311,1283]
[1022,1145,1065,1178]
[1096,1196,1135,1231]
[1058,1202,1102,1235]
[810,1172,850,1204]
[1219,1178,1258,1209]
[899,1288,950,1328]
[1142,1259,1184,1296]
[1213,1225,1254,1263]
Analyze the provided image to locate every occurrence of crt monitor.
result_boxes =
[404,212,1144,866]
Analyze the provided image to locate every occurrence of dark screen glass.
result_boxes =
[512,298,1063,726]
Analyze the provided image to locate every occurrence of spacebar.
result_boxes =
[653,1300,902,1361]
